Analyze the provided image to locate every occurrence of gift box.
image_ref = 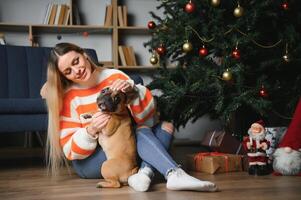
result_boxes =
[242,155,249,171]
[265,127,287,163]
[186,152,243,174]
[201,130,246,155]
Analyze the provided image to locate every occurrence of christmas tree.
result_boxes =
[144,0,301,136]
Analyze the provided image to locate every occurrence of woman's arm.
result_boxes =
[59,102,110,160]
[110,71,156,127]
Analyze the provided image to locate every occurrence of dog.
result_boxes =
[95,87,138,188]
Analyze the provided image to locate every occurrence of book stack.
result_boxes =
[117,5,128,27]
[118,46,137,66]
[43,3,71,25]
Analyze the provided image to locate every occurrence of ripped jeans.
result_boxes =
[72,122,178,179]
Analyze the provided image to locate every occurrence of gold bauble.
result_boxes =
[211,0,221,7]
[182,41,193,52]
[283,54,290,62]
[222,69,233,81]
[233,5,244,17]
[150,54,159,65]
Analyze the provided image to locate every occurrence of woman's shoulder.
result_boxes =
[97,67,129,80]
[98,67,124,75]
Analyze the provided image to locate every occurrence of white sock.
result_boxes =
[166,168,217,192]
[128,166,154,192]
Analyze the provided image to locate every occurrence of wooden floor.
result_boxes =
[0,159,300,200]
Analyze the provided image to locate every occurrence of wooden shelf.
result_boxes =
[117,65,159,70]
[32,25,113,34]
[0,23,29,32]
[118,26,149,34]
[0,0,160,72]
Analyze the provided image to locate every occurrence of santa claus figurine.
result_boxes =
[273,99,301,176]
[243,120,270,175]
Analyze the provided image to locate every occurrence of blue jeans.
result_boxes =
[72,122,178,179]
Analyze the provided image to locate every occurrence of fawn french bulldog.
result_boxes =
[95,87,138,188]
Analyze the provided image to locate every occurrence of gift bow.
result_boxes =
[194,152,229,173]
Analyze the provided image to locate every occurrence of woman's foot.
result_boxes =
[166,168,217,192]
[128,166,154,192]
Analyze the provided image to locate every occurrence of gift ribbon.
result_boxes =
[194,152,229,172]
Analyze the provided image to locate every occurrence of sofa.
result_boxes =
[0,45,143,135]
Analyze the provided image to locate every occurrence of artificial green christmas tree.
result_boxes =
[145,0,301,138]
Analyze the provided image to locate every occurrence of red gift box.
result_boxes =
[186,152,243,174]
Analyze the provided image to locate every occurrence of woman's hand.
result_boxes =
[86,111,111,137]
[110,79,134,93]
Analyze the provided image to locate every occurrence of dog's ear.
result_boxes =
[125,89,138,104]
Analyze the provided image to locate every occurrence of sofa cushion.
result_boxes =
[0,98,47,114]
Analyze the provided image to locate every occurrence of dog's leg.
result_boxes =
[103,117,120,136]
[98,159,122,188]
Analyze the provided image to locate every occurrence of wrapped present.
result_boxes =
[265,127,287,164]
[201,130,246,155]
[186,152,243,174]
[242,155,249,171]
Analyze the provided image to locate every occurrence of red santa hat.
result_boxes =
[278,98,301,151]
[254,119,265,129]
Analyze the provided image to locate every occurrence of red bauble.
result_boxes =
[282,2,289,10]
[185,1,196,13]
[232,48,240,59]
[259,86,268,98]
[199,46,208,57]
[148,21,156,29]
[156,45,166,56]
[82,31,89,37]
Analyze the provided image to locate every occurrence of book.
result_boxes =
[43,3,52,24]
[123,6,127,26]
[118,46,127,66]
[54,4,61,25]
[58,4,67,25]
[122,46,135,66]
[127,46,137,66]
[117,6,124,27]
[104,5,113,26]
[48,4,58,25]
[63,6,71,25]
[73,4,81,25]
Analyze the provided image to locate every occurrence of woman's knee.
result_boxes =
[136,125,151,133]
[161,121,174,135]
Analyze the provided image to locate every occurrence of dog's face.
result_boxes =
[96,87,127,113]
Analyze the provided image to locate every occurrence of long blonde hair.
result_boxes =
[45,43,98,176]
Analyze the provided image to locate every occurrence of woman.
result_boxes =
[42,42,217,192]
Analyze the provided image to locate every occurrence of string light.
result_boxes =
[186,25,283,49]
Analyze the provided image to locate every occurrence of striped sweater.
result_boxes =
[59,68,156,160]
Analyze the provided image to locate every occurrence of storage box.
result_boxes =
[201,130,246,155]
[186,152,243,174]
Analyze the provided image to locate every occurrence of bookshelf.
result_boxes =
[0,0,162,70]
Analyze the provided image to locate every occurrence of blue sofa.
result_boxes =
[0,45,143,134]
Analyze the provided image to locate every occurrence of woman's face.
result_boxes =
[57,50,93,84]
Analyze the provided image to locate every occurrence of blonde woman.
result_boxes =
[42,42,217,192]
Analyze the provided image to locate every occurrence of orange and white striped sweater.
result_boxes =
[59,68,156,160]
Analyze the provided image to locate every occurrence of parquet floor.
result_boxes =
[0,160,300,200]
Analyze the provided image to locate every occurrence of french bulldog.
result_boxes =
[95,87,138,188]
